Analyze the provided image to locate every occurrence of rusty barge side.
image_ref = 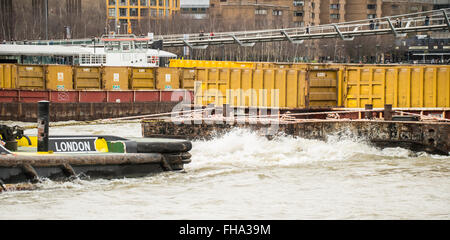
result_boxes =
[141,119,449,155]
[0,101,179,122]
[0,89,194,122]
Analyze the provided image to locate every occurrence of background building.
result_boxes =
[208,0,321,29]
[106,0,180,32]
[180,0,210,20]
[319,0,443,24]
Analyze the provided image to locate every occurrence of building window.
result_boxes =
[150,0,156,6]
[130,20,138,28]
[109,0,116,6]
[140,0,148,6]
[293,0,304,6]
[150,9,157,16]
[273,10,283,16]
[119,0,127,6]
[130,0,138,6]
[294,11,303,17]
[330,14,340,19]
[159,0,163,6]
[330,4,339,9]
[140,8,148,16]
[130,8,138,16]
[166,0,169,7]
[311,2,315,9]
[294,21,304,27]
[255,9,267,15]
[119,8,127,16]
[311,13,315,19]
[367,14,376,19]
[159,9,164,16]
[367,4,376,10]
[108,8,116,17]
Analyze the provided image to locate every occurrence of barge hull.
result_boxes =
[0,164,164,184]
[0,152,191,184]
[0,101,180,122]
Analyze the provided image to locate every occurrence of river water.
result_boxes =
[0,121,449,219]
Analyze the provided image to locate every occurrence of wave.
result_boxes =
[188,128,439,171]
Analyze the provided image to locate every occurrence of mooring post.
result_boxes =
[248,106,258,123]
[214,105,223,116]
[223,104,230,117]
[384,104,392,121]
[207,103,215,116]
[365,104,373,119]
[37,100,50,152]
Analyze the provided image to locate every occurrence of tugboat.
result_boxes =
[0,102,192,192]
[0,125,192,191]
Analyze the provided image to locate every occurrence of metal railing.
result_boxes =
[159,8,450,48]
[8,8,450,49]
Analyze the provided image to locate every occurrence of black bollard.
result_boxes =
[207,103,215,115]
[384,104,392,121]
[222,104,230,117]
[365,104,373,119]
[37,101,49,152]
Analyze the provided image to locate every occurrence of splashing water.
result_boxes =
[1,122,449,219]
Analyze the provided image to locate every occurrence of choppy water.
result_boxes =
[0,121,449,219]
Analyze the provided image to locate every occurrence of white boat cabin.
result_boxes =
[79,34,176,67]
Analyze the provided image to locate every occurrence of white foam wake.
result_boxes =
[188,128,419,172]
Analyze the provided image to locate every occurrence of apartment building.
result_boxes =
[319,0,438,24]
[209,0,288,29]
[106,0,180,28]
[381,0,434,17]
[292,0,321,27]
[102,0,443,31]
[208,0,321,29]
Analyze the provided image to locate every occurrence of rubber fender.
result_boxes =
[136,140,192,153]
[161,153,191,171]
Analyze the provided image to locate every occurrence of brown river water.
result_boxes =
[0,121,449,219]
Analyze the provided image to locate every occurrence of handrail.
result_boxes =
[11,8,450,48]
[164,8,449,48]
[156,8,449,41]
